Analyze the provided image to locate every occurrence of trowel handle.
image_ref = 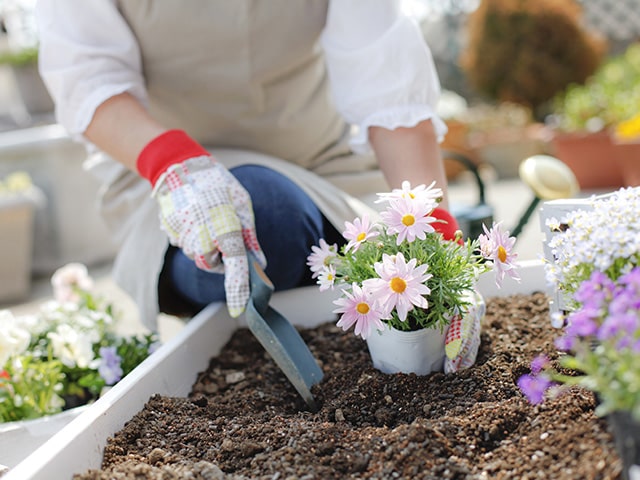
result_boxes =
[249,257,274,314]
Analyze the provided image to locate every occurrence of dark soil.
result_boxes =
[74,293,622,479]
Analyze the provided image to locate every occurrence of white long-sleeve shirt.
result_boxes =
[35,0,445,153]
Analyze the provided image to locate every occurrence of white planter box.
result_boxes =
[2,261,546,480]
[0,194,36,302]
[0,125,117,274]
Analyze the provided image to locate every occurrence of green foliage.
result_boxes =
[553,42,640,132]
[0,264,161,424]
[335,231,485,331]
[0,357,65,422]
[0,47,38,66]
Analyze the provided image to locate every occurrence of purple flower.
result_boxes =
[598,312,639,342]
[98,346,123,385]
[609,283,640,315]
[574,271,614,308]
[565,308,599,338]
[621,267,640,289]
[530,354,550,375]
[518,373,554,405]
[554,334,574,352]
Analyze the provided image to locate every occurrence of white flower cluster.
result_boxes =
[545,187,640,294]
[0,311,30,367]
[1,263,159,423]
[0,299,114,373]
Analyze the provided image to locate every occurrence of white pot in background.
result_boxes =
[366,323,447,375]
[0,406,88,470]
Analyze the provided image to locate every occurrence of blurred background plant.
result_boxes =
[552,42,640,134]
[460,0,606,121]
[0,263,160,423]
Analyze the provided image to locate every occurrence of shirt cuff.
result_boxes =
[349,104,448,155]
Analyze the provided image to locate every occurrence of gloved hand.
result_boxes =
[431,207,462,243]
[137,129,266,317]
[444,290,485,373]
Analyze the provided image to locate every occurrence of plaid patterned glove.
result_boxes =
[138,130,265,317]
[444,290,485,373]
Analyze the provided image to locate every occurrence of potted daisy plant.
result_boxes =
[307,181,519,376]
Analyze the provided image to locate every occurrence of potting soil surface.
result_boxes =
[74,292,623,479]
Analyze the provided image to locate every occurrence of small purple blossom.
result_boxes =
[597,311,639,342]
[554,334,574,352]
[573,271,613,309]
[530,354,550,375]
[565,308,599,338]
[98,346,123,385]
[517,372,554,405]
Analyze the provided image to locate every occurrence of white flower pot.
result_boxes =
[0,193,36,302]
[366,323,447,375]
[0,406,88,469]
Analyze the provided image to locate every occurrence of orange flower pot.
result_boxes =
[613,141,640,187]
[551,131,624,190]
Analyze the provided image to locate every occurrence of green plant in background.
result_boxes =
[554,42,640,133]
[461,0,606,120]
[0,263,160,422]
[0,46,37,66]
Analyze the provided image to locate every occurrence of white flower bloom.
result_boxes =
[14,313,45,336]
[51,262,94,303]
[545,187,640,294]
[0,310,31,367]
[47,324,97,369]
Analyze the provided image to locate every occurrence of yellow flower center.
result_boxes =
[390,277,407,294]
[356,302,370,315]
[357,232,366,242]
[498,245,507,263]
[401,214,415,227]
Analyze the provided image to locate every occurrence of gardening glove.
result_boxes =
[444,290,485,373]
[137,129,266,318]
[431,207,463,243]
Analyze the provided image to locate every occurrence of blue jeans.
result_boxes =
[163,164,343,312]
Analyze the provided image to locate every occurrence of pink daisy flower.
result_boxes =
[318,265,337,292]
[479,222,520,288]
[343,213,380,252]
[307,238,338,279]
[333,283,386,339]
[376,180,442,211]
[363,253,432,322]
[381,197,437,245]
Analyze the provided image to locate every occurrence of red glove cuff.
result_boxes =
[137,129,210,186]
[431,207,461,242]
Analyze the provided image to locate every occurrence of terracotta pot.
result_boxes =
[613,141,640,187]
[551,131,624,190]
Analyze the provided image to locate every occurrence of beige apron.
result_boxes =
[89,0,389,329]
